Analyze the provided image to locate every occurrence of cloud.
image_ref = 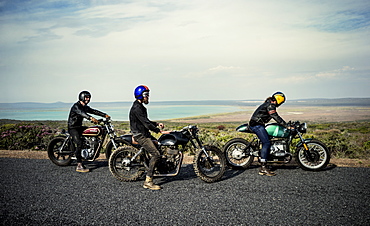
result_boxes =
[184,65,244,78]
[315,66,356,78]
[0,0,369,102]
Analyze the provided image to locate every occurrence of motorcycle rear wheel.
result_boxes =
[109,146,145,182]
[295,140,330,171]
[193,145,226,183]
[223,138,254,169]
[47,137,73,166]
[105,138,128,160]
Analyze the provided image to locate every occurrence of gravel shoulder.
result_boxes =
[1,149,369,168]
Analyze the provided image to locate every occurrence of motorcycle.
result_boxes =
[47,118,126,166]
[109,125,226,183]
[223,121,330,171]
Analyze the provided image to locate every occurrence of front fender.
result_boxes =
[296,138,313,148]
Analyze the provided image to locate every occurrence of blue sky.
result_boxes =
[0,0,369,103]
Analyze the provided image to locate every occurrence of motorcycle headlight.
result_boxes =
[298,123,307,133]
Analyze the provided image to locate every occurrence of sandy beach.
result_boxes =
[169,106,370,123]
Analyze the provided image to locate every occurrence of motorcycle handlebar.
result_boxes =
[91,117,112,124]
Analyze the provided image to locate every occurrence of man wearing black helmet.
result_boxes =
[129,85,169,190]
[68,91,110,173]
[249,92,288,176]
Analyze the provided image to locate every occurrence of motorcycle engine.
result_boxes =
[156,146,180,173]
[81,137,99,159]
[270,140,288,157]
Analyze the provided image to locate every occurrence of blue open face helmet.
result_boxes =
[134,85,150,100]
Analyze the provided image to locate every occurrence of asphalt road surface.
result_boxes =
[1,158,369,225]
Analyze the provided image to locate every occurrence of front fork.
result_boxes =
[296,132,317,161]
[191,137,215,168]
[297,132,309,151]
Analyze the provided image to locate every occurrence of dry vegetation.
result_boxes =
[1,106,370,167]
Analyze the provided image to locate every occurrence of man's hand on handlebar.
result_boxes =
[90,117,99,124]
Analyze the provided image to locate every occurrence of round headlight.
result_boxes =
[299,123,307,133]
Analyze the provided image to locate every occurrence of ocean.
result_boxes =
[0,101,247,121]
[2,98,368,121]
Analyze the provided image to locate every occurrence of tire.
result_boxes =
[105,138,128,160]
[223,138,254,169]
[193,145,226,183]
[47,137,73,166]
[295,140,330,171]
[109,146,145,182]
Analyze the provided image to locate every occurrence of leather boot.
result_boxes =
[76,163,89,173]
[143,176,162,190]
[259,163,276,176]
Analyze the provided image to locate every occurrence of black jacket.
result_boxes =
[129,100,160,137]
[249,100,287,127]
[68,101,106,129]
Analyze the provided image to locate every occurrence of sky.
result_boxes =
[0,0,369,103]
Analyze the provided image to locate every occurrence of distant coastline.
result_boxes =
[1,98,369,121]
[1,97,369,107]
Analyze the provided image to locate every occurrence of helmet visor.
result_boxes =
[142,91,149,98]
[275,95,285,105]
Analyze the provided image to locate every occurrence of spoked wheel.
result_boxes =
[47,137,73,166]
[193,145,226,183]
[109,146,145,182]
[105,138,128,160]
[223,138,254,169]
[295,140,330,171]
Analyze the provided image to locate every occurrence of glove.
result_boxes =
[91,117,99,124]
[105,114,111,119]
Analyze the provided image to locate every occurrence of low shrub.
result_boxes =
[0,123,57,150]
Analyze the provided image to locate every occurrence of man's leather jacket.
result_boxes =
[249,100,287,127]
[129,100,160,138]
[68,101,106,129]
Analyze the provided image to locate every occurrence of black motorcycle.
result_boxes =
[223,121,330,171]
[109,125,226,183]
[47,118,125,166]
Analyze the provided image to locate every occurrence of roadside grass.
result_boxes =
[1,119,369,160]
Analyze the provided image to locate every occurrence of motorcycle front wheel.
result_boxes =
[223,138,254,169]
[109,146,145,182]
[193,145,226,183]
[47,136,73,166]
[295,140,330,171]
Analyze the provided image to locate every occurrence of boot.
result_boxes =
[76,163,89,173]
[143,176,162,190]
[259,163,276,176]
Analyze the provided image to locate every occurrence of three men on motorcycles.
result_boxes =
[129,85,170,190]
[249,92,289,176]
[68,91,110,173]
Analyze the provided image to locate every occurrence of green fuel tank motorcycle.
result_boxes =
[223,121,330,171]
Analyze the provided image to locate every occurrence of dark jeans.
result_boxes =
[250,124,270,162]
[134,134,160,178]
[69,127,87,163]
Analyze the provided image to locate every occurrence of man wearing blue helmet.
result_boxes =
[249,92,288,176]
[129,85,168,190]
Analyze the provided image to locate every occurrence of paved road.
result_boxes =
[1,158,369,225]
